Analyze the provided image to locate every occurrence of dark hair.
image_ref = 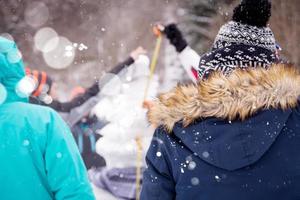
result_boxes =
[232,0,272,27]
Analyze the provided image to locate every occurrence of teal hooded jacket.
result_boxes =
[0,37,95,200]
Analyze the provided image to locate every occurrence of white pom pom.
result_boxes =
[15,75,38,98]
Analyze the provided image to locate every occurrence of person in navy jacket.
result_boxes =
[141,0,300,199]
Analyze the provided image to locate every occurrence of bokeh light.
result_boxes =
[34,27,59,53]
[6,49,23,64]
[0,35,15,53]
[15,75,38,98]
[191,177,200,185]
[0,33,14,42]
[38,94,53,104]
[25,2,50,28]
[43,36,75,69]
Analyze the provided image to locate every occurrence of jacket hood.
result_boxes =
[0,37,27,104]
[148,64,299,170]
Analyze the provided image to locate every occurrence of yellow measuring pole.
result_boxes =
[136,26,163,200]
[143,30,162,101]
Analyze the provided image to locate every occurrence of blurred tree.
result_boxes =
[0,0,84,68]
[179,0,235,54]
[0,0,28,35]
[0,0,177,98]
[270,0,300,66]
[180,0,299,66]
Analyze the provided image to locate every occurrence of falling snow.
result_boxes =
[191,177,200,185]
[23,140,30,146]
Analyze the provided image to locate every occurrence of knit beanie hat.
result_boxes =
[25,67,53,97]
[198,0,278,79]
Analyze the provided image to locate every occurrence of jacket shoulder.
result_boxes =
[23,102,57,119]
[4,102,61,132]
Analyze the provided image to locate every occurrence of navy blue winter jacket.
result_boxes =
[141,64,300,200]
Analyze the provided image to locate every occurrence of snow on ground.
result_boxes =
[92,184,118,200]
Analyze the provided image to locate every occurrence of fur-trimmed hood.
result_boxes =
[148,64,300,131]
[147,64,300,171]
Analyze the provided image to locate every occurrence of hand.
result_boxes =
[154,23,165,32]
[143,100,154,110]
[143,100,158,128]
[153,23,165,36]
[163,23,188,52]
[130,47,147,61]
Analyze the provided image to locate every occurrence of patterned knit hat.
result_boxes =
[198,0,279,79]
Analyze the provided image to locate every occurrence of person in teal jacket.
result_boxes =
[0,36,95,199]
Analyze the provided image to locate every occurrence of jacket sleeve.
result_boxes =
[47,82,100,113]
[108,56,135,74]
[163,24,200,82]
[32,57,135,113]
[164,24,188,53]
[44,110,95,200]
[178,46,201,83]
[140,128,175,200]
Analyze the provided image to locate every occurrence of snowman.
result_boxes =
[92,55,159,168]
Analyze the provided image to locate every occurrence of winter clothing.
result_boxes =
[110,57,135,74]
[0,37,94,200]
[29,56,135,113]
[163,1,277,82]
[30,81,100,112]
[29,79,107,170]
[163,24,200,83]
[25,67,53,97]
[177,46,200,82]
[27,57,136,170]
[232,0,271,28]
[141,64,300,200]
[89,167,145,200]
[164,24,188,53]
[198,0,278,79]
[71,115,107,169]
[63,96,101,127]
[60,56,135,127]
[198,21,278,79]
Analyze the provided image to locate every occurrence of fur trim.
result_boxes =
[148,64,300,132]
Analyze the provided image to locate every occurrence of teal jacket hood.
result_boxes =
[0,36,27,104]
[0,37,95,199]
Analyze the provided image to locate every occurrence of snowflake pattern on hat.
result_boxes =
[198,21,278,79]
[213,21,276,51]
